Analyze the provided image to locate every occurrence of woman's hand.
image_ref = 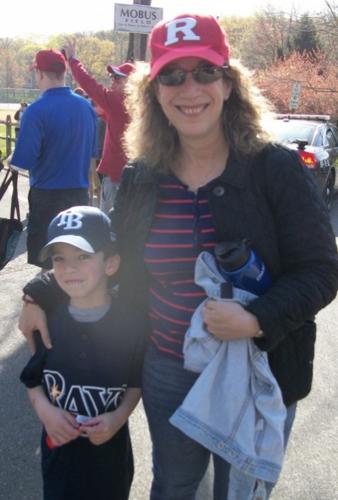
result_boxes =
[79,412,125,446]
[19,300,52,352]
[203,299,261,341]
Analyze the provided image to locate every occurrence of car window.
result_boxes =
[332,126,338,143]
[312,127,324,147]
[271,121,316,145]
[325,128,338,148]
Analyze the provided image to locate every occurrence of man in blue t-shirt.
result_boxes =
[11,49,97,268]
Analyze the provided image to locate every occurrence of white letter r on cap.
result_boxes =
[164,17,201,46]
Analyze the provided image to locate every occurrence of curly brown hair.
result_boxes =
[123,60,275,172]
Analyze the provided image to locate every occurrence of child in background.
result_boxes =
[20,206,146,500]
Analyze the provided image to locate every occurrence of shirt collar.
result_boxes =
[131,149,252,189]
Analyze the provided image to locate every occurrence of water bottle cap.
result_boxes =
[214,240,250,271]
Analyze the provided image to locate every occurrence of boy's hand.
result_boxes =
[79,389,141,445]
[39,404,80,447]
[79,412,125,446]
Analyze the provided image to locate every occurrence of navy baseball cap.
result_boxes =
[39,206,117,263]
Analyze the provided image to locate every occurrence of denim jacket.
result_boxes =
[170,252,287,485]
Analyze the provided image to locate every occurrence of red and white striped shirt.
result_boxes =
[144,175,218,359]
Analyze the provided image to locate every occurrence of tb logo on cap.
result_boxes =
[57,211,83,230]
[164,17,201,47]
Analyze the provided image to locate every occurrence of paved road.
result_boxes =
[0,170,337,500]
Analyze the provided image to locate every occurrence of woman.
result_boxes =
[20,13,338,500]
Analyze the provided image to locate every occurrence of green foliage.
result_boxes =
[76,37,115,87]
[219,16,256,60]
[293,14,320,54]
[0,29,134,95]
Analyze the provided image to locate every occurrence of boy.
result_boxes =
[20,206,146,500]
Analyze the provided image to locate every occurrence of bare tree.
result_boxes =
[313,1,338,63]
[238,8,297,68]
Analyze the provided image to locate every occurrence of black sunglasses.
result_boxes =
[157,64,228,87]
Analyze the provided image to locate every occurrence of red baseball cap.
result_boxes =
[106,62,135,78]
[149,14,230,80]
[31,49,66,73]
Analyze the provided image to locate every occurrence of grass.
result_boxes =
[0,108,16,159]
[0,109,15,120]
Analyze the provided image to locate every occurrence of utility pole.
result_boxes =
[127,0,152,61]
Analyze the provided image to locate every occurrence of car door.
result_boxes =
[324,126,338,190]
[312,124,329,191]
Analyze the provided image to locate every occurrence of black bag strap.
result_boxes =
[0,169,13,200]
[0,169,21,221]
[10,171,21,221]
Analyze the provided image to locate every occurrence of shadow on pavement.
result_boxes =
[0,241,42,499]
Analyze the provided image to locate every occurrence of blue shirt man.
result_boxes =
[12,49,97,268]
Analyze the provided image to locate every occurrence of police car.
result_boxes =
[272,114,338,209]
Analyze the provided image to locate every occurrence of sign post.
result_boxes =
[289,82,302,112]
[114,2,163,60]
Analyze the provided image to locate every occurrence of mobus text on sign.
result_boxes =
[114,3,163,34]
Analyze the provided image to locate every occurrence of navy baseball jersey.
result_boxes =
[20,298,147,500]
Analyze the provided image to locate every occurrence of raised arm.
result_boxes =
[63,38,118,113]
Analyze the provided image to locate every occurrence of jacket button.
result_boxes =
[79,352,87,360]
[217,441,225,450]
[212,186,225,197]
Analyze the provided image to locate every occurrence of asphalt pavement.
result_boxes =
[0,169,337,500]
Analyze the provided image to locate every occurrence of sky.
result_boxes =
[2,0,327,39]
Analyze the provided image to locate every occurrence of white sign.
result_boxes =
[289,82,302,110]
[114,3,163,34]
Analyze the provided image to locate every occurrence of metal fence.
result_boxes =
[0,88,40,104]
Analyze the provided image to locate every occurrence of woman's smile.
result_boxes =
[176,103,208,115]
[155,57,232,141]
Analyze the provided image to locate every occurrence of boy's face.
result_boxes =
[51,243,119,308]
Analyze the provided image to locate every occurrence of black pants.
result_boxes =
[41,425,134,500]
[27,187,89,267]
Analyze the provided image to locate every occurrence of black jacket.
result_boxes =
[111,144,338,406]
[25,144,338,406]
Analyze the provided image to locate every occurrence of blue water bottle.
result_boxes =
[214,239,272,295]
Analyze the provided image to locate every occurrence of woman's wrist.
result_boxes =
[22,294,36,305]
[245,310,264,338]
[254,328,265,338]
